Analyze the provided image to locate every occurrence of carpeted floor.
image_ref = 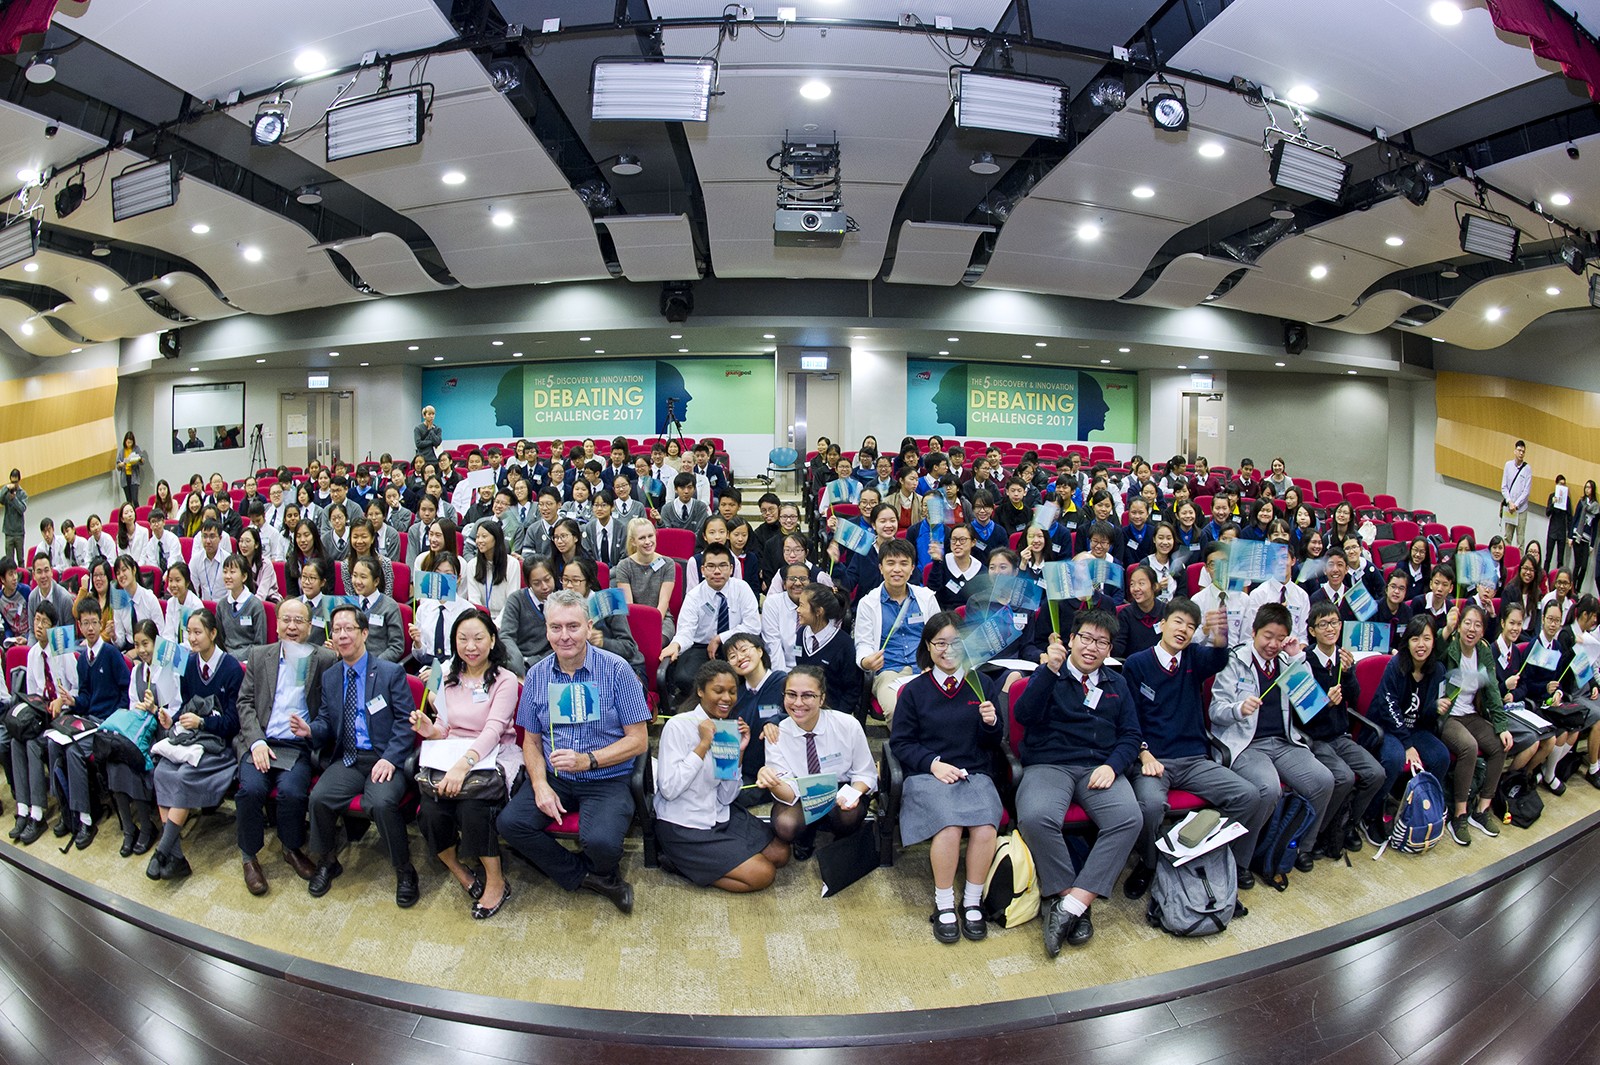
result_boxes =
[11,776,1596,1017]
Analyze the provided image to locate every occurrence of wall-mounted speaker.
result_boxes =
[1282,319,1308,356]
[158,330,181,359]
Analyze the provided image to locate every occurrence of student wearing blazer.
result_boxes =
[347,557,405,663]
[1208,601,1337,874]
[305,604,420,907]
[582,496,628,569]
[54,599,131,847]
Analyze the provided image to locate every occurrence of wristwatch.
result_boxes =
[588,751,600,771]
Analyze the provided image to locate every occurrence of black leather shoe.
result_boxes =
[395,867,420,908]
[463,870,485,901]
[1065,906,1094,947]
[131,826,155,855]
[1294,851,1315,872]
[930,908,960,944]
[960,905,987,942]
[1343,824,1364,853]
[72,821,97,851]
[52,814,71,839]
[580,871,634,914]
[16,818,43,845]
[791,841,814,862]
[1236,866,1256,890]
[164,855,192,881]
[145,851,167,881]
[8,815,25,841]
[472,882,511,920]
[1042,899,1068,958]
[119,831,137,858]
[1123,861,1155,900]
[308,859,343,898]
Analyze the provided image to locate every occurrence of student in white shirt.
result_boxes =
[1191,541,1249,648]
[139,511,183,573]
[653,660,789,891]
[160,562,205,648]
[756,665,876,859]
[662,543,760,708]
[761,563,808,671]
[111,555,163,650]
[1244,532,1311,646]
[188,522,229,601]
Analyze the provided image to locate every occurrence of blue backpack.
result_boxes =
[1250,791,1318,890]
[1375,770,1447,857]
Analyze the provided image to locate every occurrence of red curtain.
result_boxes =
[1487,0,1600,102]
[0,0,59,57]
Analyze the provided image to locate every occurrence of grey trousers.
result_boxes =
[1131,755,1271,868]
[1311,735,1385,835]
[1017,763,1140,898]
[1232,736,1337,859]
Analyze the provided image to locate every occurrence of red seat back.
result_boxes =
[656,527,696,561]
[628,604,664,712]
[1354,654,1392,717]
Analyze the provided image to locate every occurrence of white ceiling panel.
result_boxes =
[147,273,243,321]
[3,251,174,342]
[597,215,700,282]
[1212,234,1400,321]
[1321,289,1443,334]
[1174,0,1554,136]
[884,221,992,286]
[41,149,368,315]
[1396,264,1589,349]
[976,201,1188,299]
[317,234,453,296]
[1475,132,1600,234]
[647,1,1013,25]
[0,101,105,201]
[58,1,455,101]
[406,191,611,287]
[0,298,79,356]
[699,180,903,278]
[1121,254,1255,309]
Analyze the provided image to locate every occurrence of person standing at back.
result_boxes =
[415,406,442,465]
[1501,439,1531,546]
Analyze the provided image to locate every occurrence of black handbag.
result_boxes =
[4,694,48,742]
[416,764,505,803]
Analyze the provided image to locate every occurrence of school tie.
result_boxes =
[341,666,359,766]
[943,675,960,696]
[600,527,609,562]
[805,732,821,774]
[715,591,729,634]
[434,609,447,657]
[1165,655,1178,675]
[1278,586,1287,604]
[202,661,211,682]
[156,542,166,572]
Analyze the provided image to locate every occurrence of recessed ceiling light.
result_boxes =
[852,335,867,341]
[670,334,683,340]
[190,223,210,235]
[22,262,37,273]
[1384,235,1404,247]
[1485,306,1503,321]
[1131,185,1155,199]
[1547,285,1562,296]
[1022,354,1033,359]
[513,352,523,357]
[1197,353,1209,359]
[1287,84,1319,105]
[491,340,504,346]
[360,361,369,367]
[763,334,775,339]
[189,366,198,372]
[1100,358,1110,364]
[938,350,950,356]
[947,336,960,342]
[1275,361,1286,367]
[1118,346,1131,353]
[442,170,466,186]
[1309,264,1329,279]
[242,245,263,262]
[1077,222,1101,240]
[1347,369,1357,375]
[1431,337,1445,342]
[91,287,109,302]
[433,355,444,361]
[1550,192,1572,207]
[255,358,266,364]
[19,323,31,335]
[799,80,831,100]
[407,345,419,351]
[1177,364,1187,370]
[491,210,514,228]
[1430,1,1463,25]
[294,49,327,74]
[594,349,605,354]
[678,348,688,353]
[1440,266,1460,279]
[71,347,81,353]
[1035,341,1047,347]
[1198,142,1225,158]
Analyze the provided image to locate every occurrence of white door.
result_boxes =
[279,391,356,468]
[784,372,843,458]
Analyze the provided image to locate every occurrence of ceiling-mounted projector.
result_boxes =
[775,205,846,247]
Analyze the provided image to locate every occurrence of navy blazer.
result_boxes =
[313,653,415,766]
[75,641,131,720]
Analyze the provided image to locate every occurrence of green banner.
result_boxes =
[906,358,1137,444]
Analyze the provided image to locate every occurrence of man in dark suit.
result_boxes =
[303,604,419,907]
[233,598,337,895]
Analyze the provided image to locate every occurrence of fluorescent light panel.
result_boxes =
[591,59,715,122]
[1268,140,1349,203]
[1588,274,1600,309]
[326,89,425,162]
[954,71,1067,139]
[110,160,178,222]
[1458,214,1520,262]
[0,216,38,270]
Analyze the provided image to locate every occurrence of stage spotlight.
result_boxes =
[1144,78,1188,132]
[251,97,289,146]
[660,281,693,323]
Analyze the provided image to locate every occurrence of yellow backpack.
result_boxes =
[980,831,1040,927]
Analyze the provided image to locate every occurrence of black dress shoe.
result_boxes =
[308,859,343,898]
[471,882,511,920]
[8,815,25,841]
[1236,866,1256,890]
[164,855,192,881]
[580,871,634,914]
[146,851,167,881]
[930,908,960,944]
[1123,861,1155,900]
[52,815,71,839]
[1294,851,1315,873]
[1065,906,1094,947]
[960,906,988,942]
[119,831,137,858]
[791,841,814,862]
[395,867,420,908]
[1344,824,1364,853]
[16,818,43,845]
[1042,899,1068,958]
[463,870,485,901]
[131,827,155,855]
[72,821,97,851]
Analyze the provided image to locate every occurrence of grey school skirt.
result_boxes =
[655,805,774,887]
[899,771,1002,847]
[153,746,236,808]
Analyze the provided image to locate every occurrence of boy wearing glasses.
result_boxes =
[1013,609,1143,957]
[1303,601,1385,857]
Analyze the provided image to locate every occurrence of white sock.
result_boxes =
[934,886,956,920]
[1546,744,1570,781]
[29,805,42,821]
[963,881,984,908]
[1589,760,1600,777]
[1060,893,1088,917]
[79,811,92,825]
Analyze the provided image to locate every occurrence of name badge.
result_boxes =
[471,687,491,703]
[1012,614,1027,631]
[370,613,385,627]
[240,615,253,627]
[759,704,782,722]
[946,579,963,594]
[819,749,844,766]
[1139,683,1156,702]
[366,696,386,715]
[1084,687,1103,710]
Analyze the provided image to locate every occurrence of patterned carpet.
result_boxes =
[10,775,1596,1017]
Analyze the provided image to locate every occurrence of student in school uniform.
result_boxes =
[1302,601,1385,855]
[662,543,760,710]
[1409,564,1458,637]
[348,557,406,663]
[796,583,862,723]
[215,553,269,653]
[852,539,939,725]
[1113,565,1164,661]
[930,523,985,610]
[53,597,131,848]
[659,472,711,533]
[1489,601,1555,780]
[1244,531,1311,646]
[1374,568,1416,649]
[582,492,629,569]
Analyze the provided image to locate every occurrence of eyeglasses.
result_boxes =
[1313,618,1341,630]
[929,640,959,651]
[785,691,822,703]
[1072,633,1112,650]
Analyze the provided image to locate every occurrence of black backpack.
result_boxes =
[1250,791,1318,890]
[1491,769,1543,829]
